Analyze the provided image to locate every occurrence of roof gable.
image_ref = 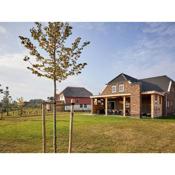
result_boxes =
[106,73,174,92]
[107,73,138,85]
[59,87,93,97]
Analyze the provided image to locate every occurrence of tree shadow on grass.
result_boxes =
[141,115,175,120]
[157,115,175,120]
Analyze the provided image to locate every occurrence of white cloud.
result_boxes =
[0,52,90,100]
[0,52,27,69]
[143,23,175,36]
[74,22,107,33]
[0,52,49,100]
[111,51,175,80]
[0,25,7,34]
[111,23,175,80]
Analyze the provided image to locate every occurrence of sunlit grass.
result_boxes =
[0,112,175,153]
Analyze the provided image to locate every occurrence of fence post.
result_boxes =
[42,102,46,153]
[68,99,75,153]
[0,111,2,119]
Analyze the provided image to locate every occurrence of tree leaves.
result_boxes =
[19,22,90,82]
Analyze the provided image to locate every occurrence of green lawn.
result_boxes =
[0,112,175,153]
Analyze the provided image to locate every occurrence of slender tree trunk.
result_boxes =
[7,102,9,116]
[0,110,2,120]
[53,44,57,153]
[53,78,57,153]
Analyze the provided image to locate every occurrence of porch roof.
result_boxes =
[90,90,164,99]
[141,90,164,96]
[90,93,131,99]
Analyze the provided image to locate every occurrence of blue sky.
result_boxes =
[0,22,175,101]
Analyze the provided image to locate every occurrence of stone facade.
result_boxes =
[91,98,105,114]
[101,81,141,117]
[101,81,132,95]
[164,82,175,115]
[151,94,163,118]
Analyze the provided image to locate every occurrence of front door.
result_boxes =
[108,101,116,110]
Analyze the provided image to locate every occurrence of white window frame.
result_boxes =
[112,85,116,93]
[59,94,65,101]
[119,84,124,92]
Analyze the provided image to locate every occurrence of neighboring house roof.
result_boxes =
[59,87,93,97]
[107,73,174,93]
[107,73,138,85]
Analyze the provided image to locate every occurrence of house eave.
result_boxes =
[90,93,131,99]
[141,91,165,96]
[90,91,164,99]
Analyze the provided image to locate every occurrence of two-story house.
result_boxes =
[90,73,175,118]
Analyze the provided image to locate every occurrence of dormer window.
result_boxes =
[112,85,116,93]
[119,84,124,92]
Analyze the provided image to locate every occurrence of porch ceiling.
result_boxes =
[141,91,165,96]
[91,90,164,99]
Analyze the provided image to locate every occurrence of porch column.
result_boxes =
[160,95,163,117]
[91,98,94,114]
[151,94,155,118]
[105,97,108,116]
[123,96,126,116]
[165,94,168,116]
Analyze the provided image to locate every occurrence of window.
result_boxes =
[59,94,64,101]
[80,104,83,108]
[84,104,87,108]
[119,84,124,92]
[112,85,116,93]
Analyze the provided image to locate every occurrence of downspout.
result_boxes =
[165,80,172,116]
[165,94,167,116]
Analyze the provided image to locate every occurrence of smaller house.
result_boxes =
[56,87,93,111]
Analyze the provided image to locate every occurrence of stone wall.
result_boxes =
[130,83,141,117]
[101,81,131,95]
[101,80,141,117]
[91,98,105,114]
[166,82,175,115]
[151,94,163,118]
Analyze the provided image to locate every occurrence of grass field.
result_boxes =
[0,112,175,153]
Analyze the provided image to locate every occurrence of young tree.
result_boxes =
[19,22,90,152]
[1,86,12,116]
[17,97,25,117]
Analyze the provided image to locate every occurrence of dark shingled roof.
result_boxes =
[60,87,93,97]
[107,73,138,85]
[140,75,173,92]
[140,80,163,92]
[107,73,173,92]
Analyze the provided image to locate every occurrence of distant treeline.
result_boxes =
[24,99,43,108]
